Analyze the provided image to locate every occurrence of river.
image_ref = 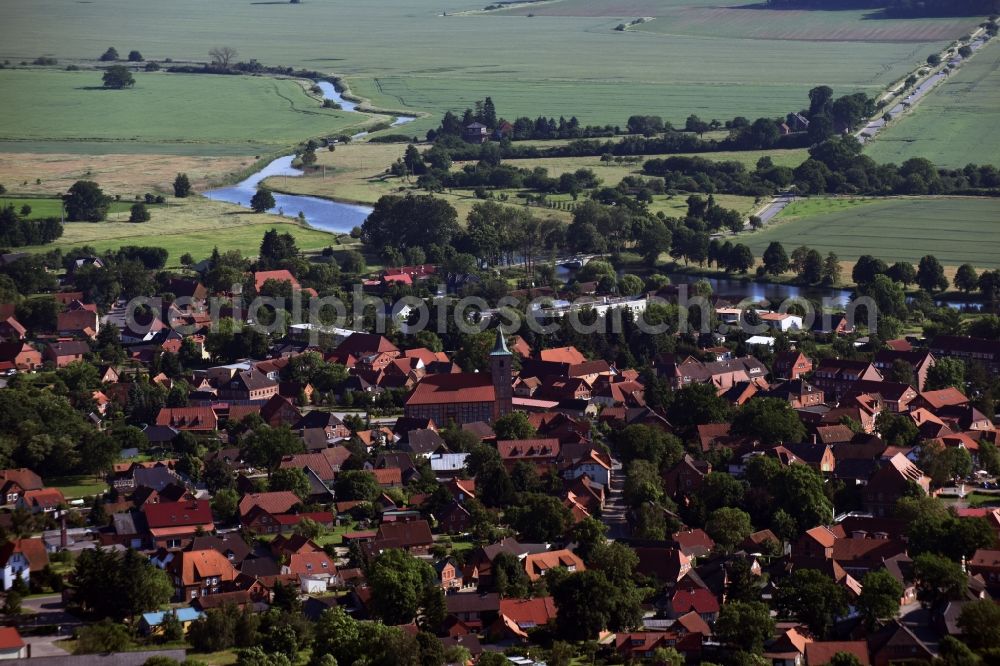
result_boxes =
[203,79,415,234]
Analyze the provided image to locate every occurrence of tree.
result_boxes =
[887,261,916,286]
[240,425,303,470]
[852,254,888,286]
[955,264,979,293]
[251,188,276,213]
[333,469,381,502]
[492,551,531,598]
[102,65,135,89]
[64,180,112,221]
[913,552,966,607]
[714,601,774,653]
[612,424,683,469]
[857,570,903,629]
[99,46,119,61]
[160,611,185,642]
[828,654,863,666]
[269,467,311,499]
[75,619,131,654]
[71,548,173,621]
[551,570,642,640]
[212,488,240,524]
[801,249,824,285]
[706,507,753,552]
[368,549,436,625]
[129,202,150,223]
[731,398,805,446]
[919,439,973,486]
[493,411,537,440]
[623,459,664,507]
[569,517,608,562]
[128,50,143,62]
[917,255,949,292]
[957,599,1000,650]
[774,568,848,638]
[174,173,192,198]
[822,252,841,285]
[925,357,966,391]
[507,493,572,542]
[209,46,238,68]
[259,228,299,268]
[762,242,789,275]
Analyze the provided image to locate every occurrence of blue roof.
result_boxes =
[141,608,203,625]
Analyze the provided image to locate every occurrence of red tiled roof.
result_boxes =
[405,373,495,406]
[238,491,300,518]
[671,588,719,615]
[254,270,300,291]
[143,500,213,529]
[805,641,870,666]
[538,346,586,365]
[498,596,558,627]
[0,627,25,650]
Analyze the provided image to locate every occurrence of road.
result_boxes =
[857,37,987,145]
[17,594,78,657]
[601,460,629,540]
[754,192,796,227]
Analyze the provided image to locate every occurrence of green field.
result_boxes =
[0,196,130,218]
[0,69,365,154]
[741,197,1000,269]
[22,198,338,265]
[0,0,975,129]
[865,39,1000,168]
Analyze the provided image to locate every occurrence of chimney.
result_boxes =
[812,434,817,444]
[851,530,867,540]
[60,513,68,549]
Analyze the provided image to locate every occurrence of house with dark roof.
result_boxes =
[369,519,433,555]
[218,367,278,402]
[773,351,813,381]
[930,335,1000,374]
[1,468,43,506]
[142,499,214,549]
[864,453,930,517]
[43,340,90,367]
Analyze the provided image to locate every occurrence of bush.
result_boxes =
[129,203,151,223]
[75,619,132,654]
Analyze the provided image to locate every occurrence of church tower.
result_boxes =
[489,327,513,420]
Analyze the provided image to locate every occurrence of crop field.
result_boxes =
[0,0,971,129]
[497,0,978,43]
[741,197,1000,269]
[865,40,1000,168]
[22,198,336,265]
[0,69,365,154]
[0,152,255,196]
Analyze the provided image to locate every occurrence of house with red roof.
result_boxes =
[490,597,558,641]
[142,499,215,549]
[669,587,720,622]
[156,407,218,433]
[57,305,100,339]
[238,491,301,521]
[805,641,870,666]
[1,468,43,506]
[497,438,561,473]
[166,548,238,601]
[0,316,26,341]
[522,549,584,581]
[0,627,27,659]
[16,487,65,513]
[1,537,48,590]
[0,341,41,371]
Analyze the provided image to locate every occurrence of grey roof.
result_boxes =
[134,466,179,492]
[111,511,139,536]
[12,650,188,666]
[489,329,511,356]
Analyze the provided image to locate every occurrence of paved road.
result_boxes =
[857,38,987,145]
[20,594,82,631]
[601,460,629,540]
[755,192,796,226]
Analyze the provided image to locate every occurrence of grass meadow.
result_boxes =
[22,198,337,266]
[865,39,1000,168]
[0,70,366,154]
[741,197,1000,269]
[0,196,131,219]
[0,0,975,128]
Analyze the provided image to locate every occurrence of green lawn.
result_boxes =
[0,70,366,154]
[312,522,358,547]
[0,196,131,218]
[45,474,107,500]
[965,491,1000,508]
[740,196,1000,269]
[866,39,1000,168]
[22,197,339,266]
[0,0,973,128]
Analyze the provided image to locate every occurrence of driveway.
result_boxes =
[601,460,629,540]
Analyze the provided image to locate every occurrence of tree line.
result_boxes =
[766,0,1000,18]
[0,204,63,247]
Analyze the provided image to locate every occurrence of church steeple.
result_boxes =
[489,327,513,420]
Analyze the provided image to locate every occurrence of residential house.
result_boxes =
[811,360,883,401]
[369,520,433,555]
[929,336,1000,375]
[0,537,48,590]
[522,549,584,581]
[873,350,935,392]
[166,548,239,601]
[218,368,278,402]
[864,453,930,517]
[142,500,215,549]
[445,593,499,630]
[773,352,813,381]
[435,557,462,592]
[43,340,90,368]
[155,407,218,433]
[497,438,561,474]
[139,608,203,636]
[463,122,489,144]
[805,642,869,666]
[0,627,27,660]
[0,342,42,371]
[0,317,26,341]
[16,487,65,513]
[867,621,935,666]
[1,468,43,506]
[490,597,558,642]
[238,491,301,522]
